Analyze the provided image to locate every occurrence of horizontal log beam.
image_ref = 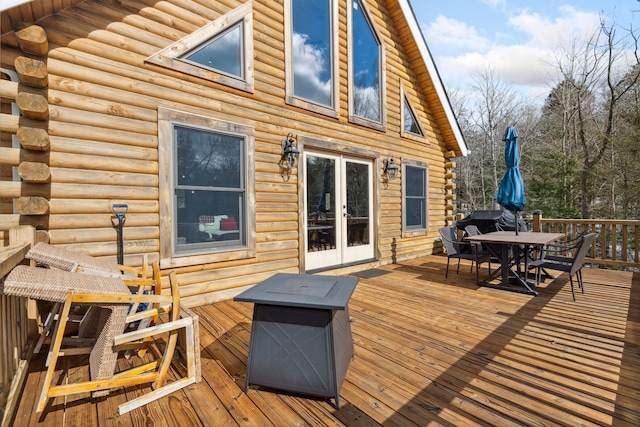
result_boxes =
[0,79,18,100]
[0,214,49,231]
[0,181,158,199]
[0,147,19,166]
[0,112,19,133]
[0,113,48,134]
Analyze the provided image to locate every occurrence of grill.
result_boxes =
[455,210,527,234]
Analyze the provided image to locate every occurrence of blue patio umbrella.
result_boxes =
[496,126,526,234]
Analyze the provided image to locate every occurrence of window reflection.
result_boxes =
[405,165,427,229]
[351,0,381,122]
[292,0,333,107]
[306,156,336,251]
[404,97,424,136]
[175,126,245,250]
[182,23,243,78]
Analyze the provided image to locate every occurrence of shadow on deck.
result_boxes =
[8,255,640,426]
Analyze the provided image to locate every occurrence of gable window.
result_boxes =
[146,2,254,92]
[285,0,339,117]
[403,98,422,135]
[349,0,385,130]
[181,23,244,79]
[158,108,256,268]
[402,160,428,235]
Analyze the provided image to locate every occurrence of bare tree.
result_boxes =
[461,67,520,210]
[551,17,640,218]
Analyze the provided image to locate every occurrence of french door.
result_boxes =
[304,151,374,270]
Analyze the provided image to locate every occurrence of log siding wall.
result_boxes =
[1,0,458,306]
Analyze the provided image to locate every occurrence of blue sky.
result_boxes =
[409,0,640,103]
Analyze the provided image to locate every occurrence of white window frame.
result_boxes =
[158,107,256,268]
[284,0,340,118]
[146,1,254,93]
[402,158,429,237]
[347,0,386,131]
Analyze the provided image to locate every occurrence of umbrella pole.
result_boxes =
[514,211,519,235]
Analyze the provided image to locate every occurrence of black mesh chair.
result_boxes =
[439,226,491,282]
[529,233,597,300]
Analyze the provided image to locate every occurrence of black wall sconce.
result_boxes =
[280,132,300,178]
[383,156,399,180]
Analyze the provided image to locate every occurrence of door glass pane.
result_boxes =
[306,156,336,251]
[346,161,369,247]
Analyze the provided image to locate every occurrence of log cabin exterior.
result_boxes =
[1,0,467,307]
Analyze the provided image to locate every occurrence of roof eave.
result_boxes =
[397,0,468,157]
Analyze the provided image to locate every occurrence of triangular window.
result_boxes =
[146,2,253,93]
[181,23,244,79]
[403,95,424,137]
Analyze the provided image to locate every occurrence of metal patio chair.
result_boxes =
[439,226,491,282]
[529,233,598,300]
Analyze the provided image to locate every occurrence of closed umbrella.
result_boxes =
[496,126,526,234]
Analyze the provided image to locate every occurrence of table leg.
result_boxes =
[477,242,539,296]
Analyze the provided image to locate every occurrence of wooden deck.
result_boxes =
[9,255,640,426]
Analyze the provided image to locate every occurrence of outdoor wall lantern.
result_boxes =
[383,156,399,180]
[280,132,300,177]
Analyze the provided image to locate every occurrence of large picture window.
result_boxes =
[349,0,384,129]
[403,161,428,234]
[158,108,255,267]
[285,0,338,117]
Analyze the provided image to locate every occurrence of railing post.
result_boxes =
[532,210,542,232]
[8,226,38,337]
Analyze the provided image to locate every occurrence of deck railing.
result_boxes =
[530,212,640,270]
[1,226,36,427]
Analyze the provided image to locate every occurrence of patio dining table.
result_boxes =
[466,231,564,295]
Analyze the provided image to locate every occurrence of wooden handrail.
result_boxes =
[529,212,640,270]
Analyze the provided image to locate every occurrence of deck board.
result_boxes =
[9,255,640,426]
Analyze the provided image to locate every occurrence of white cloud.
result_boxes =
[291,32,331,105]
[422,15,489,51]
[481,0,506,7]
[427,6,604,100]
[508,7,600,51]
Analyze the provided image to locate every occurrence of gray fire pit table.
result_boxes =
[234,272,358,409]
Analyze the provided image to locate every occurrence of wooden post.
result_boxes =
[8,225,38,336]
[532,210,542,232]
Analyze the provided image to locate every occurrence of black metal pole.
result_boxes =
[112,204,128,265]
